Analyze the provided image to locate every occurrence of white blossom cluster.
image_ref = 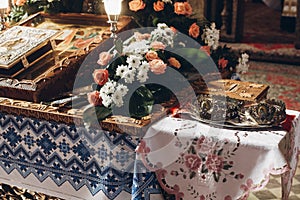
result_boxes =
[202,23,220,50]
[150,23,175,47]
[123,40,150,55]
[162,0,172,3]
[100,54,151,107]
[236,53,249,74]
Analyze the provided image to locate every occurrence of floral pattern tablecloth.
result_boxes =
[136,110,300,200]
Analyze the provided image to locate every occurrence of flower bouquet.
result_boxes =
[82,23,249,128]
[8,0,83,23]
[127,0,249,78]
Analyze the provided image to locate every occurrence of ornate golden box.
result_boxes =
[0,12,136,102]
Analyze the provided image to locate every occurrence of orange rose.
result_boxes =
[149,59,167,75]
[93,69,109,85]
[174,2,186,15]
[150,41,166,50]
[87,91,102,106]
[129,0,146,12]
[15,0,26,6]
[97,52,113,66]
[184,2,192,16]
[170,26,177,34]
[218,58,228,69]
[153,1,164,12]
[145,50,159,61]
[168,57,181,69]
[200,46,211,56]
[189,23,200,38]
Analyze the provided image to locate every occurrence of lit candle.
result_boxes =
[103,0,122,16]
[0,0,8,9]
[103,0,122,38]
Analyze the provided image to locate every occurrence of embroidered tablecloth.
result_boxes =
[0,110,299,199]
[136,110,300,200]
[0,112,167,200]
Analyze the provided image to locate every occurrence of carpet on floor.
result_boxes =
[240,61,300,111]
[225,42,300,65]
[222,1,300,64]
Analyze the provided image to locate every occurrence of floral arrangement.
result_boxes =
[83,23,249,124]
[8,0,83,23]
[127,0,249,77]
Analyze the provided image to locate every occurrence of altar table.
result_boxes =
[0,110,299,199]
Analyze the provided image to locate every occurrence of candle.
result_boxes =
[0,0,8,9]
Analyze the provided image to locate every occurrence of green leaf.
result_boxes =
[114,38,123,55]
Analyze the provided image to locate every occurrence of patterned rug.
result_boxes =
[240,61,300,111]
[223,1,300,65]
[225,43,300,65]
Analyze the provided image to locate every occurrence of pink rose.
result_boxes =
[97,52,113,66]
[150,41,166,50]
[87,91,102,106]
[145,50,158,61]
[184,154,201,171]
[205,154,224,173]
[149,59,167,75]
[93,69,109,85]
[129,0,146,12]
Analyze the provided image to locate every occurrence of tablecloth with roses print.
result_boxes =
[136,110,300,200]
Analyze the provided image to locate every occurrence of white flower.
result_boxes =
[126,54,142,69]
[112,90,124,107]
[150,24,174,47]
[162,0,172,3]
[236,53,250,74]
[123,40,149,55]
[137,70,149,83]
[116,64,129,78]
[139,61,150,72]
[123,70,135,83]
[202,23,220,50]
[116,84,129,96]
[101,94,113,107]
[100,80,116,96]
[157,23,169,30]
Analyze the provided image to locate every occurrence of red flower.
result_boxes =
[184,154,201,171]
[93,69,109,86]
[218,58,228,69]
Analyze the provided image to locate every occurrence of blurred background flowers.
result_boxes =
[8,0,84,22]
